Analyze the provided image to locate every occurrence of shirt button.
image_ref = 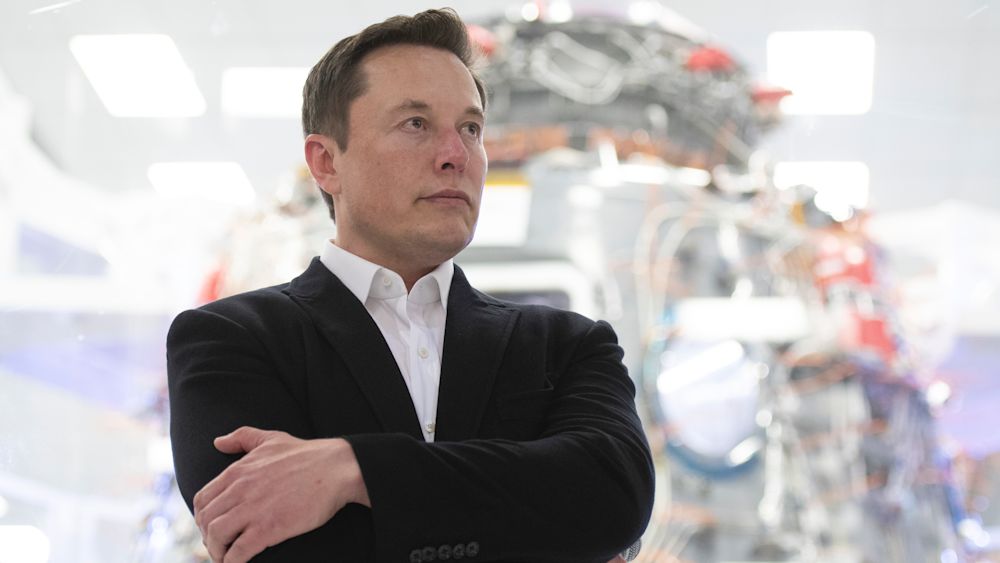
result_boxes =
[382,276,392,287]
[418,347,429,359]
[425,422,436,434]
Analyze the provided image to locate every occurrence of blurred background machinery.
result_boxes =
[459,7,999,562]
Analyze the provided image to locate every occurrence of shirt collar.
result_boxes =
[319,240,453,307]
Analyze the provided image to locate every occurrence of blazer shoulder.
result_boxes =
[168,281,306,342]
[472,287,605,338]
[198,282,295,318]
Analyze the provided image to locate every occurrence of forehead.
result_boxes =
[356,44,482,111]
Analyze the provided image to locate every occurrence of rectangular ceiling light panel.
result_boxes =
[767,31,875,115]
[69,34,206,117]
[221,67,310,118]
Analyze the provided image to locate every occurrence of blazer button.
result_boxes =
[409,549,422,563]
[421,546,437,561]
[466,542,479,557]
[437,544,452,560]
[452,543,465,559]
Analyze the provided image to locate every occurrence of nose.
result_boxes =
[435,128,469,173]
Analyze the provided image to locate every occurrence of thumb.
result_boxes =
[214,426,268,454]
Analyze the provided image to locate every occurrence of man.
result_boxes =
[168,8,654,562]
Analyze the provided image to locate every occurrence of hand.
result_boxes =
[192,427,370,563]
[607,557,626,563]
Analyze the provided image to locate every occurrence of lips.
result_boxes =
[423,189,471,204]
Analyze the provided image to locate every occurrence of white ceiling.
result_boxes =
[1,0,998,212]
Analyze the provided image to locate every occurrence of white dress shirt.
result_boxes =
[320,240,453,442]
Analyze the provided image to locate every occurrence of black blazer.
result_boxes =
[167,258,654,562]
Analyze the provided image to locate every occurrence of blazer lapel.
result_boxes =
[435,266,519,442]
[286,258,423,440]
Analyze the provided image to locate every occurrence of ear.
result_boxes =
[304,133,341,197]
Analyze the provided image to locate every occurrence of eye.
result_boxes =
[462,122,482,138]
[403,117,425,130]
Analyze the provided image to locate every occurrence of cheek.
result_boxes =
[347,158,401,207]
[472,149,488,200]
[474,143,488,167]
[374,145,425,183]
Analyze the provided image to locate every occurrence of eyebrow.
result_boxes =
[394,99,430,113]
[393,99,485,121]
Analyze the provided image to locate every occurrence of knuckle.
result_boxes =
[223,463,251,486]
[212,469,233,488]
[231,476,252,497]
[207,542,225,563]
[205,518,223,540]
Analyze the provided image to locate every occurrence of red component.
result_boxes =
[685,45,736,72]
[467,24,497,58]
[813,234,876,291]
[751,83,793,105]
[838,312,896,366]
[857,316,896,364]
[814,230,897,364]
[197,263,226,304]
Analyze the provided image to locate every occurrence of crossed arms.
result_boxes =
[167,298,654,562]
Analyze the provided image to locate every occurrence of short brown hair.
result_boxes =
[302,8,487,222]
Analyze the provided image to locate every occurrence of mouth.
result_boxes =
[422,189,471,205]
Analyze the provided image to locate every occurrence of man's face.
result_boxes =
[320,44,487,273]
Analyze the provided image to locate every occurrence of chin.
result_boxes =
[421,232,473,262]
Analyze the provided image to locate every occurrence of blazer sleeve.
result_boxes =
[167,307,314,501]
[167,306,371,561]
[346,319,655,563]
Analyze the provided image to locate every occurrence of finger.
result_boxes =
[195,480,244,540]
[194,455,251,520]
[201,523,224,563]
[223,526,268,563]
[197,429,263,511]
[214,426,267,454]
[204,511,245,563]
[204,532,225,563]
[194,467,233,516]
